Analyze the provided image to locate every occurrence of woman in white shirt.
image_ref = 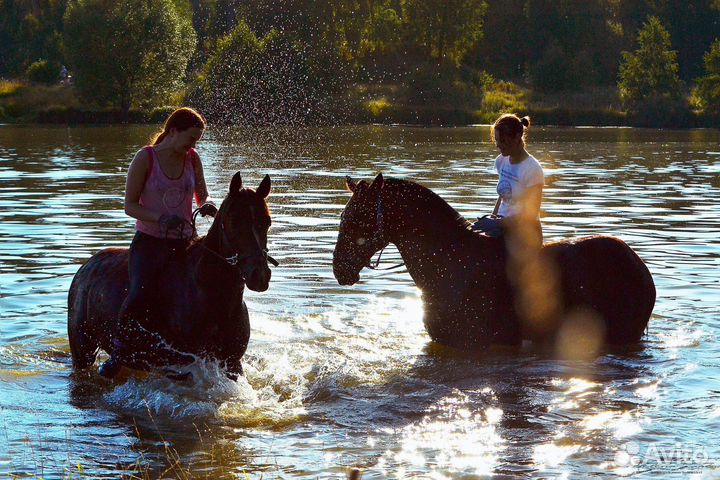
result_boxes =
[474,114,544,247]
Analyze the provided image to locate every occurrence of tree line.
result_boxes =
[1,0,719,124]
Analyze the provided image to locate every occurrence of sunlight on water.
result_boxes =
[533,438,584,469]
[101,355,313,429]
[582,410,644,441]
[0,369,42,379]
[100,294,427,432]
[553,377,601,395]
[635,380,660,400]
[377,392,504,478]
[658,327,705,349]
[0,344,66,372]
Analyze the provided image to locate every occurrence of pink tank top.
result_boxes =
[136,146,197,239]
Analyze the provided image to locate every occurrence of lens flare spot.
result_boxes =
[555,309,605,360]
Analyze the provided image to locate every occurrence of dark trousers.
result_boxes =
[113,231,192,368]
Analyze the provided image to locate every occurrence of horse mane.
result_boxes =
[384,178,477,240]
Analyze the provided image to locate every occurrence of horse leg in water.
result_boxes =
[225,301,251,380]
[67,275,100,369]
[220,340,246,381]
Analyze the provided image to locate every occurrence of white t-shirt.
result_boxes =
[494,154,544,218]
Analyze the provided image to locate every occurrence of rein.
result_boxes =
[366,245,406,271]
[365,191,405,271]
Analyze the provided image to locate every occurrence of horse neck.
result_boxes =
[193,218,245,293]
[382,181,475,281]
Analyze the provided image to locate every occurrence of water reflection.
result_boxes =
[1,125,719,478]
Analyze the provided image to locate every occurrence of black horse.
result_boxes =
[68,172,274,378]
[333,174,656,352]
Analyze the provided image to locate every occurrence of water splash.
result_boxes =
[103,360,243,419]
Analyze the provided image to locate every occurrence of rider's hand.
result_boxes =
[472,216,504,238]
[158,214,185,231]
[198,201,218,218]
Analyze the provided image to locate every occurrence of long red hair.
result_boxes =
[151,107,206,145]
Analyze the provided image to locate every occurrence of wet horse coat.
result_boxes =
[67,173,273,377]
[333,174,655,351]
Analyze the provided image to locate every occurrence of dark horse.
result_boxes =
[333,174,655,352]
[68,172,274,378]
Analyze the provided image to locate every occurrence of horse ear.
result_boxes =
[346,176,357,193]
[257,174,271,198]
[230,172,242,193]
[368,173,384,193]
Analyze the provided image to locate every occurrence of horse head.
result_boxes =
[213,172,273,292]
[333,173,389,286]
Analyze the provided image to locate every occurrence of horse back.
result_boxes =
[542,235,655,342]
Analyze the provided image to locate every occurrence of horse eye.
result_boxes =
[356,237,366,246]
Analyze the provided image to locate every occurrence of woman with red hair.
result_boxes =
[100,107,217,378]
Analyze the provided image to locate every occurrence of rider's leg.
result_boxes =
[101,232,192,377]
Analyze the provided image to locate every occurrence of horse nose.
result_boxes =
[333,261,359,286]
[246,261,271,292]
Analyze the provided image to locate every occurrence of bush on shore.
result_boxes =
[25,60,60,85]
[0,80,24,98]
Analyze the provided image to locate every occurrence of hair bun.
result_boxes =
[520,116,531,128]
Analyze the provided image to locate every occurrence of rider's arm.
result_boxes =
[521,184,543,220]
[193,153,210,206]
[124,149,162,222]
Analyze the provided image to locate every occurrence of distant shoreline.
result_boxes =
[4,109,717,129]
[1,83,717,129]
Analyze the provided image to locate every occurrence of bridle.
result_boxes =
[362,190,405,272]
[188,201,279,270]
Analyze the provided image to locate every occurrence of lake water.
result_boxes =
[0,124,719,479]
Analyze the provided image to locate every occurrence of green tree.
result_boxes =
[618,16,685,123]
[356,2,404,78]
[523,0,624,91]
[650,0,720,80]
[467,0,528,79]
[402,0,487,66]
[0,0,68,77]
[195,20,330,125]
[0,0,24,74]
[693,39,720,115]
[194,20,261,123]
[187,0,247,69]
[63,0,196,114]
[361,4,403,56]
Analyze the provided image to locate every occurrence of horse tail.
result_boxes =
[67,263,100,369]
